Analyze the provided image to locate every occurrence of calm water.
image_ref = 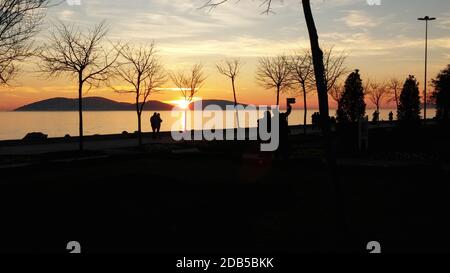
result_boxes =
[0,109,427,140]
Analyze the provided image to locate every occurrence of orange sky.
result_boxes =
[1,0,450,110]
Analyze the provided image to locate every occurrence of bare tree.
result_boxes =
[0,0,50,85]
[288,50,313,133]
[362,77,372,95]
[257,55,292,106]
[114,42,167,146]
[201,0,329,118]
[299,0,330,148]
[329,83,343,104]
[217,58,242,128]
[170,64,207,129]
[39,21,120,151]
[387,78,401,110]
[203,0,275,14]
[323,47,347,92]
[308,47,346,93]
[202,0,333,164]
[367,80,389,112]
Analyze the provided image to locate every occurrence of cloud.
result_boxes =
[17,0,450,103]
[438,12,450,30]
[320,30,450,59]
[58,9,76,21]
[158,36,310,59]
[338,10,381,28]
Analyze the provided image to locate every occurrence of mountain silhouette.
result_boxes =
[15,97,247,111]
[15,97,174,111]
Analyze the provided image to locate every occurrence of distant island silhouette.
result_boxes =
[14,97,245,111]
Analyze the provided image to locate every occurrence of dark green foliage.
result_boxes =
[337,69,366,123]
[432,65,450,121]
[398,75,421,122]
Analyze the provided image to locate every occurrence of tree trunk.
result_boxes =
[302,0,334,166]
[184,108,188,132]
[136,96,142,147]
[136,75,143,147]
[78,74,84,151]
[302,0,329,135]
[232,77,240,128]
[302,84,308,135]
[302,1,342,246]
[276,86,280,106]
[138,112,143,146]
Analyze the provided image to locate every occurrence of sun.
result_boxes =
[170,99,190,109]
[168,97,201,109]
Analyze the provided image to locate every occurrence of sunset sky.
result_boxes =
[1,0,450,110]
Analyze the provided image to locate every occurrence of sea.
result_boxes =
[0,109,433,141]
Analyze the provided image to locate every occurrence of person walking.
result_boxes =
[389,111,394,123]
[277,100,293,159]
[150,113,158,139]
[155,113,163,139]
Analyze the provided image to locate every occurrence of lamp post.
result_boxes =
[418,16,436,123]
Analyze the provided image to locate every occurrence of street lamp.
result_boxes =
[418,16,436,123]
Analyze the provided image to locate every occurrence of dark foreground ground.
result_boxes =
[0,124,449,253]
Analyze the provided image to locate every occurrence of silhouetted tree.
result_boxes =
[202,0,330,135]
[202,0,335,167]
[290,47,345,119]
[398,75,421,122]
[257,55,292,106]
[170,64,206,129]
[337,69,366,123]
[39,21,120,151]
[329,83,343,104]
[321,47,347,93]
[363,77,371,96]
[288,50,313,133]
[114,42,167,146]
[217,58,241,127]
[432,64,450,121]
[367,81,389,112]
[388,78,401,110]
[300,0,331,144]
[0,0,50,84]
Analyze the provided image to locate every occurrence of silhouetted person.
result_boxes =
[155,113,163,139]
[372,110,379,124]
[330,116,337,125]
[150,112,158,139]
[257,110,272,143]
[277,101,292,159]
[389,111,394,123]
[311,112,320,128]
